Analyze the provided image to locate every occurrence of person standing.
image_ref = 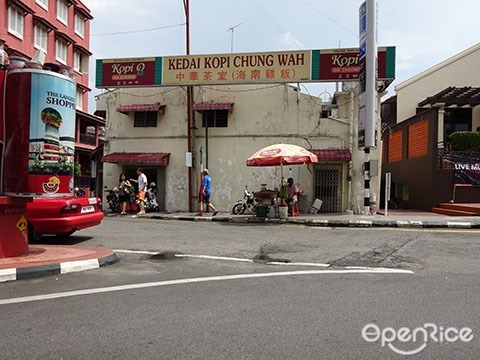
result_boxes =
[118,173,132,215]
[286,177,300,214]
[201,169,218,216]
[130,168,147,215]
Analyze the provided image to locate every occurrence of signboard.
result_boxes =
[454,163,480,186]
[96,47,395,88]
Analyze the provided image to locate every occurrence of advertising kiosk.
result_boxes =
[0,68,76,257]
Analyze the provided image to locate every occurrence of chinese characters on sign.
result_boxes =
[162,51,310,86]
[96,48,395,88]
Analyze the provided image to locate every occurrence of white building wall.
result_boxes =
[97,84,371,213]
[396,43,480,122]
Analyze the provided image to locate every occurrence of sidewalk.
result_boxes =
[0,245,118,283]
[131,209,480,229]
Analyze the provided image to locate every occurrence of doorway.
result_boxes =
[314,165,343,213]
[123,166,166,211]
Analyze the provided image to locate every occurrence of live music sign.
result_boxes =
[96,47,395,88]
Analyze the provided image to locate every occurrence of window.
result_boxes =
[134,112,157,127]
[76,88,83,110]
[55,38,67,64]
[73,52,84,72]
[8,6,24,39]
[34,25,48,52]
[57,0,68,25]
[36,0,48,10]
[202,110,228,127]
[74,13,84,37]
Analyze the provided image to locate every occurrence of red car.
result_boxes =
[27,196,104,241]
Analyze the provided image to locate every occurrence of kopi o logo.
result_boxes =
[362,323,473,355]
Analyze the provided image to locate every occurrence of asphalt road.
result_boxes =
[1,217,479,359]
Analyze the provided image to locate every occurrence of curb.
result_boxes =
[0,252,119,283]
[141,213,480,229]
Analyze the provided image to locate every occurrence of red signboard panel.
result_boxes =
[319,48,389,81]
[100,58,159,88]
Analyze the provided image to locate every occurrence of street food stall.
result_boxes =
[246,143,318,218]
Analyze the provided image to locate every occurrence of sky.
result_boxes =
[84,0,480,110]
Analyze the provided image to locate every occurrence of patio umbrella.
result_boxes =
[246,143,318,182]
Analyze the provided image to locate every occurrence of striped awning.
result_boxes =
[311,149,352,162]
[116,103,165,115]
[193,103,234,112]
[102,152,170,165]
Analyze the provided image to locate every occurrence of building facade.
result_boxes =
[381,43,480,211]
[97,84,383,214]
[1,0,105,193]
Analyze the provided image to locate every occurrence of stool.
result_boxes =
[291,202,300,216]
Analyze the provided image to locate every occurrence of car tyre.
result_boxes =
[28,222,43,243]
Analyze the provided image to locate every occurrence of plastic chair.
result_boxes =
[291,202,300,216]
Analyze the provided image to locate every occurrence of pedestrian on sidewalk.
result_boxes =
[118,173,133,215]
[130,168,147,215]
[200,169,218,216]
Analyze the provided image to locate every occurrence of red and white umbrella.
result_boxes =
[246,143,318,167]
[246,143,318,182]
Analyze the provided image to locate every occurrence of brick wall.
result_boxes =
[408,119,428,158]
[388,130,403,163]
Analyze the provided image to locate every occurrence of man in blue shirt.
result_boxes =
[201,169,218,216]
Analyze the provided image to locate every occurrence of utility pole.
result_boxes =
[227,23,242,53]
[183,0,194,212]
[358,0,378,215]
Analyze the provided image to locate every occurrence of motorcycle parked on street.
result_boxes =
[137,182,160,212]
[105,187,120,213]
[232,187,258,215]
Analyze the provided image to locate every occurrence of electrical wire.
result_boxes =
[91,23,186,36]
[298,0,358,38]
[250,0,302,50]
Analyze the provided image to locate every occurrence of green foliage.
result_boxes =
[449,131,480,152]
[74,162,81,176]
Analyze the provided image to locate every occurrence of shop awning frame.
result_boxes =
[102,152,170,165]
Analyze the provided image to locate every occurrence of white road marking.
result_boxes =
[266,261,330,268]
[114,249,160,255]
[174,254,254,263]
[0,268,413,306]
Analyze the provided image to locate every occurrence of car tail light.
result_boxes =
[61,203,81,215]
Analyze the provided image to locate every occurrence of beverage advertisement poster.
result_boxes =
[28,72,76,195]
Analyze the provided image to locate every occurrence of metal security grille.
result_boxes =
[314,165,343,213]
[134,111,158,127]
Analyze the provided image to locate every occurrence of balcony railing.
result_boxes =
[79,134,97,146]
[438,147,480,170]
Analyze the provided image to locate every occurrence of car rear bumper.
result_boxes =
[30,212,104,234]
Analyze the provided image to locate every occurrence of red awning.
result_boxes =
[116,103,165,115]
[193,103,234,112]
[311,149,352,162]
[102,152,170,165]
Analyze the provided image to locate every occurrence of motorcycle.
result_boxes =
[232,187,258,215]
[105,187,120,213]
[138,182,160,212]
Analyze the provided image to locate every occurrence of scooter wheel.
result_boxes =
[232,203,245,215]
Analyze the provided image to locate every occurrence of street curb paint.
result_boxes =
[0,252,119,283]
